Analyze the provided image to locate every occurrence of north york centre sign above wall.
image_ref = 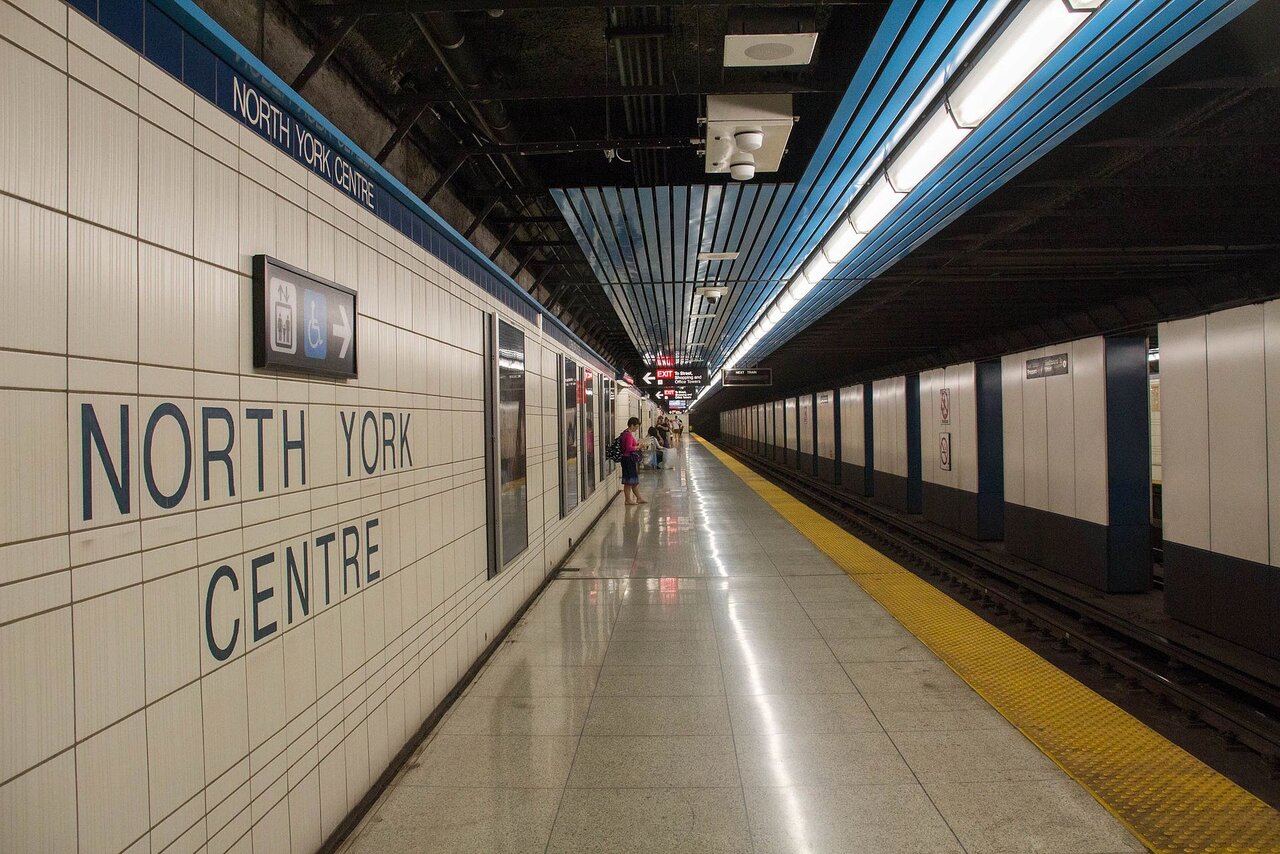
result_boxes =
[253,256,358,378]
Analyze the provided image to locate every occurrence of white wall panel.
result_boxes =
[1206,304,1268,563]
[920,364,979,494]
[1021,348,1050,511]
[839,384,866,468]
[1072,337,1109,525]
[1001,355,1025,507]
[816,391,835,460]
[1267,302,1280,566]
[785,397,798,451]
[1045,342,1076,518]
[873,377,907,477]
[798,395,813,454]
[919,369,940,486]
[954,363,979,494]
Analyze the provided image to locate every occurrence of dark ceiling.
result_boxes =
[698,0,1280,422]
[291,0,887,375]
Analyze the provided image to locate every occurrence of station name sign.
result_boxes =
[230,76,376,211]
[724,368,773,387]
[1025,353,1069,379]
[253,256,358,378]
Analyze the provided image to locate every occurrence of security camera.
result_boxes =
[729,151,756,181]
[734,128,764,152]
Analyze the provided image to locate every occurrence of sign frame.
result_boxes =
[253,255,359,379]
[723,368,773,387]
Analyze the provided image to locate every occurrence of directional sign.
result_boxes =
[723,368,772,387]
[641,367,707,388]
[253,255,357,378]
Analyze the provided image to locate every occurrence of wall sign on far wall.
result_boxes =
[253,255,358,378]
[724,368,773,387]
[939,431,952,471]
[1026,353,1070,379]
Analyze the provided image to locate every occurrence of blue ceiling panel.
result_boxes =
[552,184,797,363]
[737,0,1261,369]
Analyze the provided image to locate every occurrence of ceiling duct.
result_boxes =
[724,7,819,67]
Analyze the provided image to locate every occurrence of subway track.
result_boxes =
[717,441,1280,809]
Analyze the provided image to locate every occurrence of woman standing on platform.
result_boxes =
[620,417,646,505]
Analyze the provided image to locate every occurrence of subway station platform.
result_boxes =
[338,439,1146,854]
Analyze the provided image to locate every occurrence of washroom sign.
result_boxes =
[253,255,358,378]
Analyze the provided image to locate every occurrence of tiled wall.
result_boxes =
[1001,339,1109,526]
[871,377,909,478]
[919,363,978,494]
[0,2,624,852]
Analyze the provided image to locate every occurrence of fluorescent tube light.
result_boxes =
[778,290,799,313]
[821,218,862,262]
[803,253,836,286]
[887,103,971,192]
[789,275,816,302]
[767,305,783,324]
[947,0,1091,128]
[696,251,740,261]
[851,175,903,234]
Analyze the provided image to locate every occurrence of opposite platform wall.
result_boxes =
[872,376,920,513]
[1001,337,1149,592]
[838,383,872,495]
[0,4,620,853]
[1161,302,1280,658]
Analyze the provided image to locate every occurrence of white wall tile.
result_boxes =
[0,750,77,853]
[76,712,150,854]
[0,38,67,208]
[0,608,74,780]
[73,585,145,735]
[139,244,195,369]
[0,194,67,355]
[68,222,138,362]
[68,80,138,234]
[194,152,240,269]
[146,681,206,820]
[0,389,68,543]
[139,120,194,254]
[143,567,200,700]
[1072,337,1109,526]
[1206,304,1269,563]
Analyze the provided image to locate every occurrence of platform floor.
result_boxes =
[341,440,1144,854]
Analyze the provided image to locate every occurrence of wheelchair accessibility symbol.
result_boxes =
[303,289,327,359]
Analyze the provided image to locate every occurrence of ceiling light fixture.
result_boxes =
[707,0,1108,384]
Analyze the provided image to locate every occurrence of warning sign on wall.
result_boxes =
[939,388,951,425]
[939,431,952,471]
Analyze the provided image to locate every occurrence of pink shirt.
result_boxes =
[621,429,639,456]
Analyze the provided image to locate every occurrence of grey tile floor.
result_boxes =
[340,441,1144,854]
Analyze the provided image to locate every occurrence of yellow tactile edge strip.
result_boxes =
[698,436,1280,854]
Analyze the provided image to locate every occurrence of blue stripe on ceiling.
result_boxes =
[551,184,797,362]
[733,0,1260,368]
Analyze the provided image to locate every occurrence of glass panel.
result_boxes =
[497,321,528,564]
[561,357,579,516]
[582,369,596,497]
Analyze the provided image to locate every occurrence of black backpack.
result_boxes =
[605,434,624,462]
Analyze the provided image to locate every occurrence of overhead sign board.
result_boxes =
[724,368,773,387]
[253,255,357,378]
[641,368,708,387]
[662,387,697,401]
[1026,353,1069,379]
